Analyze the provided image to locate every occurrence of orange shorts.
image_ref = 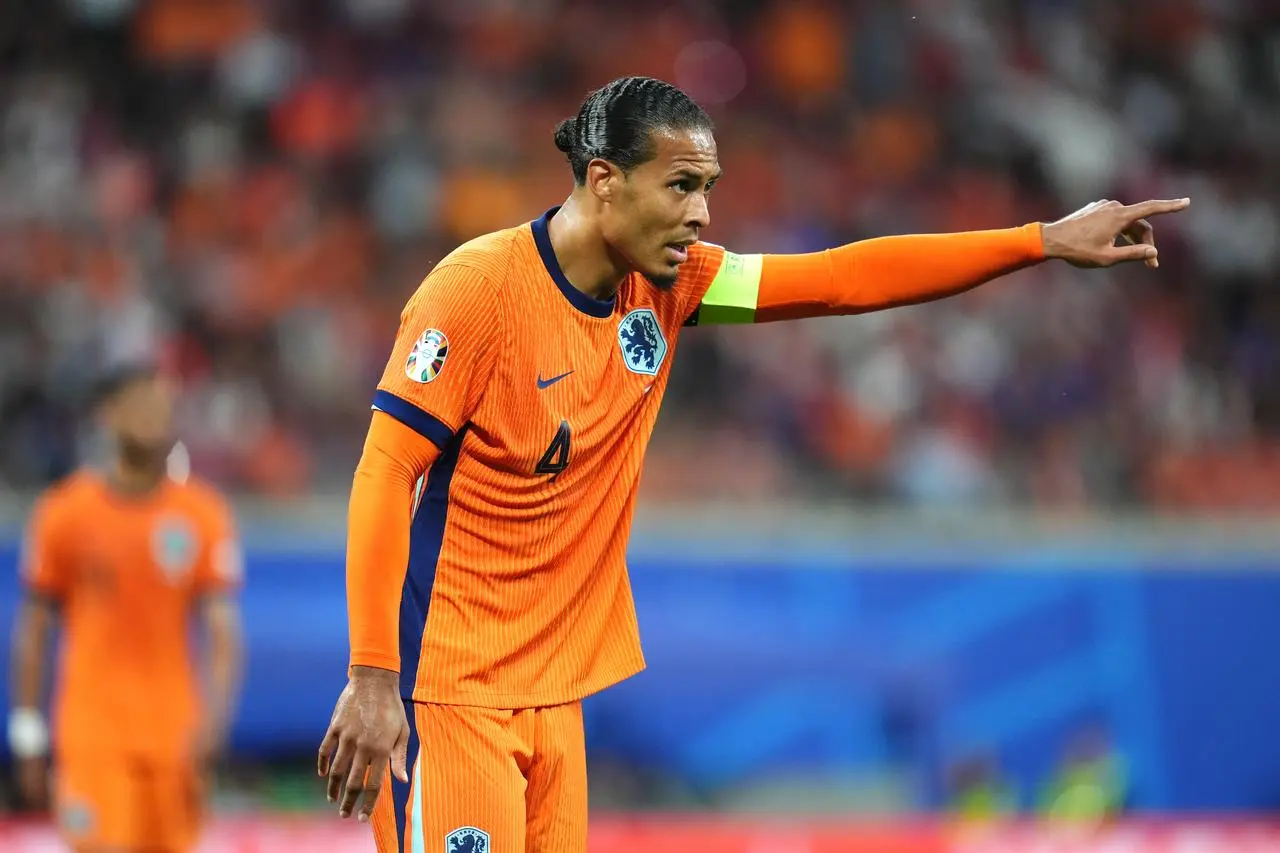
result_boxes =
[55,752,204,853]
[372,700,587,853]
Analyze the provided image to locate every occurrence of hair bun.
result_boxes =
[553,118,577,153]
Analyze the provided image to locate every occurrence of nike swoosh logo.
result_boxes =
[537,370,574,389]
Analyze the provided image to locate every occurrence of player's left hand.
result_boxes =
[317,666,410,823]
[15,756,48,811]
[1041,198,1190,270]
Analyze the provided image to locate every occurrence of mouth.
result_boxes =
[664,239,695,264]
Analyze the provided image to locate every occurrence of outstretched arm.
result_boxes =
[691,198,1190,325]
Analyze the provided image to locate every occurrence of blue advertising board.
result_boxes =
[1,532,1277,811]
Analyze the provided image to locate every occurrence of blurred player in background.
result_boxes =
[8,364,244,853]
[317,76,1188,853]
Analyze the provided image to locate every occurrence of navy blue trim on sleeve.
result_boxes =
[371,390,455,451]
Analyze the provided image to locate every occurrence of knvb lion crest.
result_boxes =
[152,515,198,581]
[446,826,488,853]
[617,308,667,376]
[58,799,94,837]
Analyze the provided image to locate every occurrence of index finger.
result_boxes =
[318,726,339,776]
[1121,198,1190,220]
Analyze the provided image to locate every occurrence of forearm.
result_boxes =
[347,412,439,673]
[9,600,55,758]
[695,225,1045,324]
[10,600,54,711]
[756,225,1044,321]
[203,601,243,739]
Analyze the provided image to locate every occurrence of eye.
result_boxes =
[669,179,692,194]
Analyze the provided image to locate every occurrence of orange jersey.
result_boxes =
[368,208,725,707]
[356,205,1044,708]
[22,470,241,761]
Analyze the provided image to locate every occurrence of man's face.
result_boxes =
[600,127,721,288]
[104,374,176,456]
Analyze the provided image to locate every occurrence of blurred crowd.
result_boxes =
[1,0,1279,510]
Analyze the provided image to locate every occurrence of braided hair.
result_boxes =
[554,77,713,185]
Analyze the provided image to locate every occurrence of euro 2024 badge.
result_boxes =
[406,328,450,384]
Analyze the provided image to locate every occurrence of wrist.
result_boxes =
[8,707,49,758]
[1038,221,1066,260]
[349,664,400,687]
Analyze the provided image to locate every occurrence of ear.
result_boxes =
[585,158,622,203]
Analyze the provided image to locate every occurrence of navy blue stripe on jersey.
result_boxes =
[532,207,616,319]
[399,423,469,701]
[372,390,454,450]
[391,698,420,851]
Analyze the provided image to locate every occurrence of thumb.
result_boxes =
[1112,243,1157,265]
[392,727,410,783]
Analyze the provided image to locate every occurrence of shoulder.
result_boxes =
[428,224,531,289]
[173,477,235,526]
[34,470,97,518]
[170,479,243,583]
[688,240,727,270]
[394,231,528,349]
[636,241,729,324]
[25,471,97,549]
[680,241,728,295]
[399,234,522,320]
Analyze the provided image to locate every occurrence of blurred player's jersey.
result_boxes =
[22,470,241,761]
[375,208,727,707]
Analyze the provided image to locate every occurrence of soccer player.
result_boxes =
[8,364,243,853]
[317,76,1187,852]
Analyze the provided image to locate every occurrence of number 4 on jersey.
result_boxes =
[535,420,571,479]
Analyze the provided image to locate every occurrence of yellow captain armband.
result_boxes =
[696,251,763,325]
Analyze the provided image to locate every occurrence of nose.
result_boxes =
[686,191,710,231]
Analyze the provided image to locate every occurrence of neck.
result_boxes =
[547,195,630,301]
[108,450,167,496]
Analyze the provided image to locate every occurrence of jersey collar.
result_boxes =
[531,207,617,319]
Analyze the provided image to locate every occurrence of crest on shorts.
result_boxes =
[152,515,198,580]
[446,826,489,853]
[406,328,450,383]
[58,799,94,837]
[618,308,667,376]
